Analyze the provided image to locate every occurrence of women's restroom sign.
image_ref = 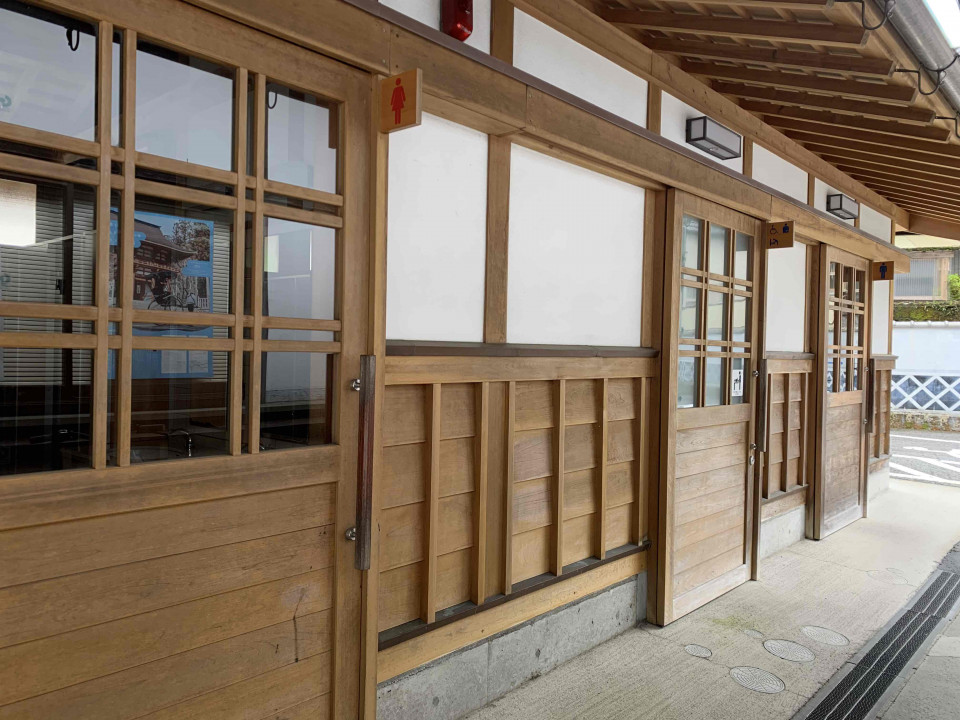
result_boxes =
[380,69,422,133]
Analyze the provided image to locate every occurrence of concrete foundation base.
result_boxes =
[869,464,891,502]
[377,572,647,720]
[759,505,806,560]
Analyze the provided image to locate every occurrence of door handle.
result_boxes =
[354,355,376,571]
[755,359,768,453]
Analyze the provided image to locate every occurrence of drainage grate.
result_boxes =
[797,570,960,720]
[802,626,849,647]
[764,639,816,663]
[730,666,785,694]
[684,644,712,658]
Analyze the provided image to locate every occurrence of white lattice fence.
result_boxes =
[891,372,960,413]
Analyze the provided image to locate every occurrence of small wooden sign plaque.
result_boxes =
[380,69,422,134]
[765,220,795,249]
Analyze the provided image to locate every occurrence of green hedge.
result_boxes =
[894,301,960,322]
[950,274,960,301]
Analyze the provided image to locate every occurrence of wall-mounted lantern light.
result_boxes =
[826,193,859,221]
[685,116,742,161]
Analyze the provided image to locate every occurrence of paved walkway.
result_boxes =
[465,479,960,720]
[889,429,960,487]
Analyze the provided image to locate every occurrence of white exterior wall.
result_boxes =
[871,280,891,355]
[507,145,645,347]
[381,0,491,53]
[660,92,743,174]
[752,145,808,204]
[814,179,855,226]
[386,114,488,342]
[513,11,647,128]
[764,242,807,352]
[860,206,893,242]
[892,322,960,374]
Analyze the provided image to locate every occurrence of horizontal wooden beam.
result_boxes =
[741,101,952,141]
[843,169,960,205]
[857,182,960,217]
[830,160,960,198]
[800,140,960,181]
[661,0,836,7]
[644,38,893,77]
[782,129,960,172]
[712,81,936,124]
[682,61,915,103]
[598,8,869,47]
[880,200,960,224]
[908,215,960,242]
[768,117,959,157]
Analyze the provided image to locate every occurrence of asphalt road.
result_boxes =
[890,429,960,488]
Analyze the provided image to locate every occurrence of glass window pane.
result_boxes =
[826,357,834,394]
[261,218,335,320]
[706,291,728,341]
[129,197,233,315]
[129,349,229,462]
[136,43,233,170]
[841,312,850,347]
[0,3,97,140]
[112,36,121,146]
[827,310,838,346]
[732,295,748,343]
[678,356,699,409]
[829,263,838,297]
[705,356,724,407]
[0,348,95,475]
[708,224,729,277]
[260,352,332,449]
[734,232,751,281]
[855,270,865,303]
[266,84,338,194]
[839,356,848,391]
[852,314,862,349]
[681,216,702,270]
[851,358,860,391]
[0,174,96,305]
[679,286,700,339]
[730,357,747,405]
[842,266,853,300]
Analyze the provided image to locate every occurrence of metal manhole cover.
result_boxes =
[801,626,849,647]
[763,639,815,662]
[730,666,785,694]
[743,629,765,640]
[684,644,712,658]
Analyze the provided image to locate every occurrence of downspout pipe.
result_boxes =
[887,0,960,125]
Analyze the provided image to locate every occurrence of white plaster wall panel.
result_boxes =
[814,178,855,226]
[893,322,960,374]
[860,205,893,242]
[764,242,807,352]
[381,0,491,53]
[507,145,645,346]
[871,279,891,355]
[512,11,648,128]
[752,144,808,203]
[660,92,743,174]
[386,114,488,341]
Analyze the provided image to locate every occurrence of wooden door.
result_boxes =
[660,191,761,624]
[814,246,870,538]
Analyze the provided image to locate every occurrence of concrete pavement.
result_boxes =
[889,429,960,487]
[464,479,960,720]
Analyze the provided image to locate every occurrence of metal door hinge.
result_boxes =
[350,378,361,392]
[345,527,357,541]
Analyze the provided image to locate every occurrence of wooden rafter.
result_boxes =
[642,38,894,78]
[775,121,960,163]
[830,160,960,198]
[710,81,936,124]
[741,101,952,142]
[597,9,869,47]
[658,0,836,8]
[811,146,960,185]
[681,61,916,103]
[795,135,960,176]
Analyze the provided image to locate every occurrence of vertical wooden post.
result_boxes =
[646,85,662,134]
[597,378,609,560]
[781,374,791,493]
[92,21,113,470]
[490,0,515,64]
[807,174,816,206]
[117,29,137,467]
[230,67,248,455]
[484,136,511,343]
[742,139,754,179]
[423,383,442,623]
[553,379,566,575]
[813,244,831,540]
[504,381,516,594]
[799,372,809,489]
[636,377,649,545]
[248,73,266,453]
[473,382,490,604]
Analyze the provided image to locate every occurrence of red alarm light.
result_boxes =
[442,0,473,42]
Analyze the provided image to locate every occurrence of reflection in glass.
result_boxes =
[732,295,748,343]
[706,291,727,341]
[842,266,853,300]
[681,216,702,270]
[851,358,860,391]
[0,2,97,140]
[708,224,729,277]
[829,263,838,297]
[705,356,724,407]
[826,357,834,394]
[260,352,332,449]
[136,43,233,170]
[266,84,338,193]
[678,356,699,409]
[112,37,121,146]
[734,232,751,281]
[0,348,94,475]
[827,311,837,346]
[855,270,864,303]
[730,357,747,405]
[0,174,96,305]
[261,218,336,320]
[263,328,335,342]
[841,312,850,346]
[129,349,229,462]
[679,286,700,339]
[852,315,862,348]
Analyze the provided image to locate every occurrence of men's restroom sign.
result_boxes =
[380,69,422,134]
[731,368,744,398]
[873,262,892,281]
[765,220,795,249]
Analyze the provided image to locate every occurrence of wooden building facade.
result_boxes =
[1,0,956,717]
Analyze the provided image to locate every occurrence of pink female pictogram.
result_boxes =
[390,78,406,125]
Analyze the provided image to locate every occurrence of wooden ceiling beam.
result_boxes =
[711,81,936,124]
[782,128,960,172]
[770,117,960,156]
[829,160,960,198]
[659,0,836,8]
[643,38,894,77]
[854,180,960,213]
[811,146,960,184]
[740,101,952,141]
[681,60,915,103]
[597,9,869,47]
[876,200,960,224]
